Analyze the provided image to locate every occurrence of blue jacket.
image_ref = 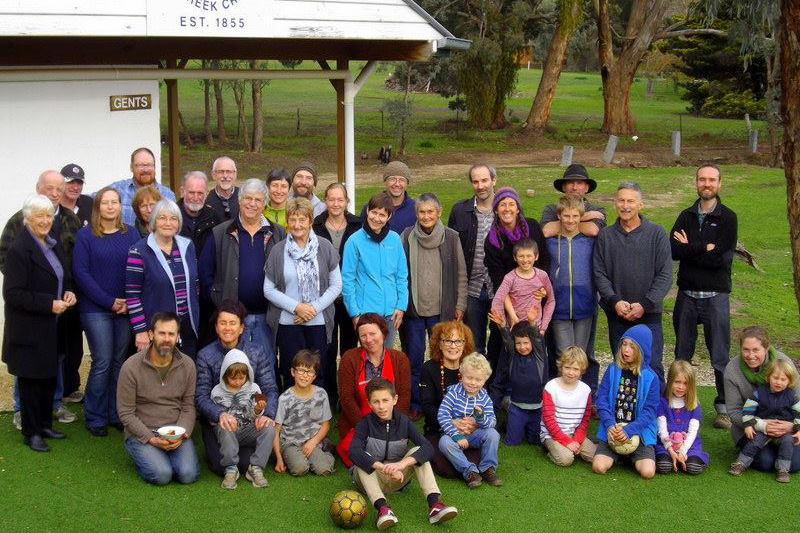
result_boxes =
[546,233,596,320]
[341,228,408,317]
[596,324,659,445]
[195,338,279,421]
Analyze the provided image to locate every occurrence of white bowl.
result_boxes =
[157,425,186,440]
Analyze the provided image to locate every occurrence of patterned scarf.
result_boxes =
[287,230,320,303]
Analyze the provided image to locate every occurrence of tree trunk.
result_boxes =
[212,61,227,144]
[780,0,800,319]
[232,81,251,151]
[524,0,583,134]
[202,60,214,147]
[596,0,669,135]
[178,111,193,148]
[250,61,264,153]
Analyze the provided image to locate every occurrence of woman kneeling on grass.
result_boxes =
[592,324,659,479]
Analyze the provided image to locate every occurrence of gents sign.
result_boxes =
[110,94,153,112]
[147,0,274,37]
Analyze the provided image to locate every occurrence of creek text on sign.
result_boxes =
[109,94,152,112]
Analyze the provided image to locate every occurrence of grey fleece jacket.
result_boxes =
[593,215,672,316]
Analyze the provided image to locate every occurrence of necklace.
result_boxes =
[326,215,346,232]
[440,362,461,394]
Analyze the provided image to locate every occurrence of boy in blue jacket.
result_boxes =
[350,378,458,530]
[438,353,503,488]
[592,324,659,479]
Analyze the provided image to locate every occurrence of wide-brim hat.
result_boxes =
[553,164,596,193]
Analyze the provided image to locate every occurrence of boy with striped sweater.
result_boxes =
[540,346,596,466]
[437,353,502,488]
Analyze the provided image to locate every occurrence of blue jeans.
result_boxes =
[607,312,665,387]
[673,291,730,410]
[464,287,491,354]
[505,404,541,445]
[438,428,500,479]
[402,315,441,410]
[244,313,275,372]
[383,314,398,349]
[13,354,64,412]
[81,312,131,428]
[124,436,200,485]
[739,436,800,473]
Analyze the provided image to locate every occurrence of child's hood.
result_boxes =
[218,348,255,391]
[620,324,652,368]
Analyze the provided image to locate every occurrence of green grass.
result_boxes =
[0,387,789,533]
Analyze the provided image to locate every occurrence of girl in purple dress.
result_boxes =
[655,360,709,475]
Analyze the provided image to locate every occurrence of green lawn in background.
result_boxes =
[0,387,786,533]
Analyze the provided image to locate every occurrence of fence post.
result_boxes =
[671,131,681,157]
[748,129,758,154]
[602,135,618,164]
[560,146,574,167]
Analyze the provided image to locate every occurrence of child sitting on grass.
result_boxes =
[489,307,548,446]
[490,238,554,333]
[729,359,800,483]
[438,353,502,488]
[540,346,596,466]
[273,349,335,477]
[350,377,458,530]
[211,349,272,489]
[655,360,708,475]
[592,324,659,479]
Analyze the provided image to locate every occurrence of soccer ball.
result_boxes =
[610,422,640,455]
[330,490,369,529]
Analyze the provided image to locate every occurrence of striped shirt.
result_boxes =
[164,244,189,316]
[437,383,496,439]
[539,378,592,446]
[467,200,494,298]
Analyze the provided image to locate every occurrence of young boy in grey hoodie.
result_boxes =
[211,348,272,489]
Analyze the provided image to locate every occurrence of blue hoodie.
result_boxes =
[596,324,659,445]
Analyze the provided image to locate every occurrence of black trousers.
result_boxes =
[18,376,57,438]
[61,307,85,396]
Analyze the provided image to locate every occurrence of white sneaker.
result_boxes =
[12,411,22,431]
[222,467,239,489]
[55,406,77,423]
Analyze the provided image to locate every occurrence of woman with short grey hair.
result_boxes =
[126,199,200,358]
[3,194,77,451]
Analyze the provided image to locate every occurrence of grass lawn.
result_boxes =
[0,386,789,533]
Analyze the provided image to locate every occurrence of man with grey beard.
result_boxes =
[178,170,221,255]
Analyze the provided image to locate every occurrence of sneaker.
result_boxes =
[728,461,746,477]
[713,413,732,430]
[428,502,458,525]
[62,391,84,403]
[12,411,21,431]
[54,406,77,424]
[376,505,398,530]
[480,467,503,486]
[221,467,239,489]
[465,471,482,489]
[245,465,268,488]
[776,469,791,483]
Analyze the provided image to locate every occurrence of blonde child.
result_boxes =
[273,350,335,477]
[654,361,709,475]
[540,346,596,466]
[592,324,660,478]
[437,353,502,488]
[729,359,800,483]
[490,238,554,333]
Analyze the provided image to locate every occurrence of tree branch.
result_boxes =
[656,28,727,39]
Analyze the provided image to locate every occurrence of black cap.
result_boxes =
[60,163,85,182]
[553,164,596,193]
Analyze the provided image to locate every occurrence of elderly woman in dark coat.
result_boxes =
[2,194,77,452]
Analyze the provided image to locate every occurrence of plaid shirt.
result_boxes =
[108,178,176,226]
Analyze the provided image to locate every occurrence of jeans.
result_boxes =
[276,324,328,392]
[383,314,398,349]
[438,428,500,479]
[244,313,276,374]
[505,404,541,445]
[673,291,730,410]
[13,354,64,412]
[607,312,665,387]
[741,436,800,473]
[464,287,491,354]
[81,312,131,428]
[124,436,200,485]
[402,315,441,410]
[551,316,597,393]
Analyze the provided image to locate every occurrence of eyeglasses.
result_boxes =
[156,215,179,223]
[214,169,236,175]
[133,163,155,169]
[386,177,407,184]
[221,199,230,215]
[294,368,316,376]
[441,339,465,347]
[242,196,265,205]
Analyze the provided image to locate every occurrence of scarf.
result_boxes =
[408,221,444,311]
[287,230,320,303]
[739,346,778,387]
[363,220,390,243]
[488,215,529,249]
